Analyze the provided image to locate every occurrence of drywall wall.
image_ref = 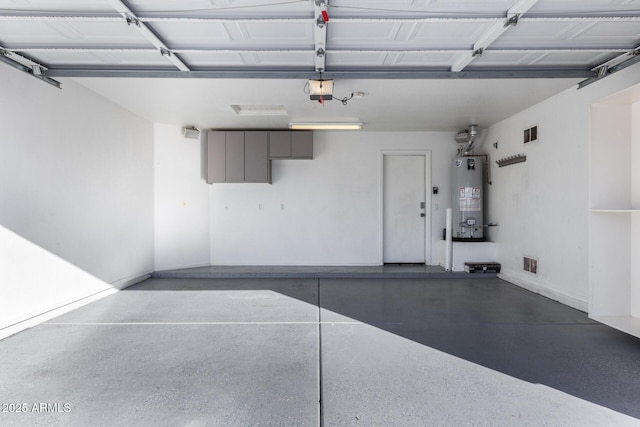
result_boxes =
[0,225,119,340]
[154,123,210,270]
[633,100,640,318]
[0,66,154,335]
[207,131,456,265]
[483,64,640,311]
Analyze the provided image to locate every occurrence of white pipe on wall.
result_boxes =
[445,208,452,271]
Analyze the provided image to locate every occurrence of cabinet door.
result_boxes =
[207,131,226,183]
[244,131,270,183]
[225,131,245,183]
[269,131,291,158]
[291,131,313,159]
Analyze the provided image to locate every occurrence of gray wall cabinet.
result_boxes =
[225,131,245,183]
[291,131,313,159]
[269,131,313,159]
[244,131,270,183]
[207,131,270,184]
[206,131,226,184]
[268,131,291,158]
[207,130,313,184]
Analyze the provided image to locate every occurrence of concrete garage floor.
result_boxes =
[1,275,640,426]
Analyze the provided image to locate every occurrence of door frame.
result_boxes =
[379,150,432,265]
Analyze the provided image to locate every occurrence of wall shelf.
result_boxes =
[590,209,640,213]
[588,85,640,339]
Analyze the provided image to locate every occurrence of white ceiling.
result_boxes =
[1,0,639,130]
[69,76,579,131]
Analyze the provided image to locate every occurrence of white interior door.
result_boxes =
[383,155,427,263]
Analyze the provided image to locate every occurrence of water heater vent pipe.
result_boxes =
[463,124,479,156]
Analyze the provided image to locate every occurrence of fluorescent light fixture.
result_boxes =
[308,79,333,101]
[289,122,363,130]
[230,104,288,116]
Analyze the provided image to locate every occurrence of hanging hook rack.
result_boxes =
[496,154,526,167]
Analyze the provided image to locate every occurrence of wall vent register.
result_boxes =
[524,125,538,144]
[523,256,538,274]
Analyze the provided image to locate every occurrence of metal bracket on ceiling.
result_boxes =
[0,51,61,89]
[504,14,520,27]
[578,45,640,89]
[125,14,140,27]
[451,0,539,72]
[596,66,609,78]
[313,0,328,72]
[108,0,190,71]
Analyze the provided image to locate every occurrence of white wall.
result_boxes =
[208,131,455,265]
[154,123,210,270]
[632,100,640,318]
[483,64,640,310]
[0,66,154,335]
[0,225,119,339]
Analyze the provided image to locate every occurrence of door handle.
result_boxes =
[420,213,426,217]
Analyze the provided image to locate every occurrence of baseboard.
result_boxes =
[0,287,117,341]
[154,262,211,272]
[208,262,383,267]
[0,272,151,341]
[498,271,588,312]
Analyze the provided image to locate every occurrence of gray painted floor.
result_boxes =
[1,276,639,426]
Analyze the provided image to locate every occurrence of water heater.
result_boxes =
[452,156,484,241]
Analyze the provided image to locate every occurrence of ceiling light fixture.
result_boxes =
[289,122,363,130]
[309,79,333,101]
